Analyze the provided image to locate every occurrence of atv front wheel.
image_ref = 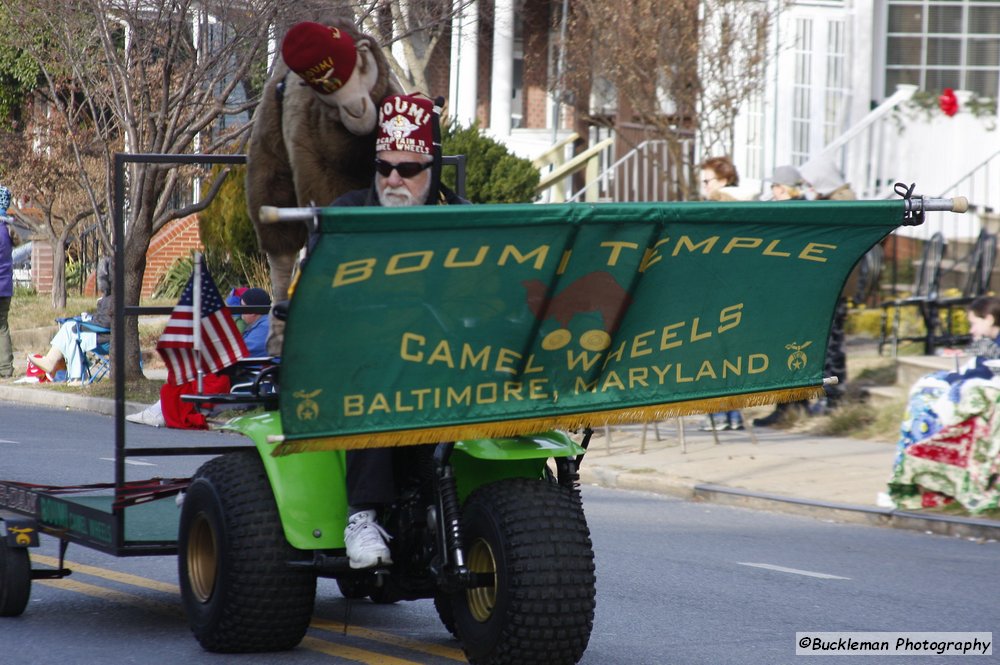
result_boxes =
[451,478,596,665]
[178,452,317,652]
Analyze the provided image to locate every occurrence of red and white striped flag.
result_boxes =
[156,266,247,385]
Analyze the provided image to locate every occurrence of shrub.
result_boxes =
[198,163,261,259]
[441,122,539,203]
[153,249,265,300]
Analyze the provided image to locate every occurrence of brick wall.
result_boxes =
[142,214,203,297]
[522,0,551,129]
[31,242,54,294]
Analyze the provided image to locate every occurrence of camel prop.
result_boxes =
[246,18,403,354]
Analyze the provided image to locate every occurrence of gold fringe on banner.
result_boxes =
[270,385,824,456]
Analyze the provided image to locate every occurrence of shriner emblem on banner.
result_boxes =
[785,341,813,370]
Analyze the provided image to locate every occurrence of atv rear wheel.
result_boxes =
[0,538,30,617]
[451,478,596,665]
[178,452,317,652]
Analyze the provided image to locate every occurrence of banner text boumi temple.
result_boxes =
[275,200,903,453]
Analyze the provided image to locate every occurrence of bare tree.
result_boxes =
[564,0,773,200]
[3,0,317,380]
[354,0,474,97]
[2,101,103,309]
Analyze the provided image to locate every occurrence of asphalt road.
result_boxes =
[1,402,996,664]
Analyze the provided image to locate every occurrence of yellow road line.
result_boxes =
[32,554,179,594]
[311,618,466,662]
[36,577,182,617]
[31,555,468,663]
[33,583,440,663]
[301,636,434,664]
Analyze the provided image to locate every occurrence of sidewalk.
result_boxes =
[578,419,1000,540]
[1,381,998,540]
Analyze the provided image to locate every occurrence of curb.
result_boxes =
[0,384,147,417]
[578,469,1000,541]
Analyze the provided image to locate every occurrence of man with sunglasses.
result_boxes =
[330,92,467,569]
[331,92,465,209]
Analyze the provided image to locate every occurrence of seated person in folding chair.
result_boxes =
[28,291,113,383]
[226,287,274,391]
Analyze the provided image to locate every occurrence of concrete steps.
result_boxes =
[866,354,961,406]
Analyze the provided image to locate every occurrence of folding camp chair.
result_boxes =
[56,316,111,384]
[878,232,946,356]
[933,229,998,347]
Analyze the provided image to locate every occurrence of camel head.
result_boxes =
[281,21,385,136]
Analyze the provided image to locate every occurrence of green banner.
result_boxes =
[275,201,902,453]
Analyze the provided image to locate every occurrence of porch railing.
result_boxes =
[567,139,692,203]
[802,84,918,201]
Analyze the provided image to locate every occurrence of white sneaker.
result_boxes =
[344,509,393,569]
[125,402,165,427]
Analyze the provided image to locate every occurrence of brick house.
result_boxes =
[31,213,203,298]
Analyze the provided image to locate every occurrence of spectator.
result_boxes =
[800,158,857,201]
[768,165,806,201]
[238,288,271,356]
[0,185,14,379]
[125,287,272,427]
[226,286,250,333]
[755,165,810,425]
[889,296,1000,507]
[698,157,754,431]
[699,156,759,203]
[27,291,113,384]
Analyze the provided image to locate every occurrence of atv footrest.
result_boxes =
[288,552,353,576]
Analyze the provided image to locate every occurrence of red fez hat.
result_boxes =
[281,22,357,95]
[376,94,435,155]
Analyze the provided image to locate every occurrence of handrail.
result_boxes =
[567,139,668,202]
[532,132,580,169]
[939,147,1000,198]
[535,137,616,202]
[809,84,917,162]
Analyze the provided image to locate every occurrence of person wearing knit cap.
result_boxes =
[799,157,857,201]
[767,165,806,201]
[0,185,14,378]
[239,287,271,357]
[329,92,467,570]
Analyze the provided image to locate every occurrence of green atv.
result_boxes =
[177,410,597,664]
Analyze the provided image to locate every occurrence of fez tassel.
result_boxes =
[270,385,823,455]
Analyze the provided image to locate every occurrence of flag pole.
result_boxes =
[193,252,203,394]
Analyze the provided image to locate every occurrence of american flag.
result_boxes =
[156,266,248,385]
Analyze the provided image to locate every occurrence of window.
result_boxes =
[885,0,1000,98]
[791,18,814,165]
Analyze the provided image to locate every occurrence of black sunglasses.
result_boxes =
[374,158,433,178]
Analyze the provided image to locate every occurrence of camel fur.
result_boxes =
[246,17,403,354]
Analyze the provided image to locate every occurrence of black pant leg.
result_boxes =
[346,447,396,507]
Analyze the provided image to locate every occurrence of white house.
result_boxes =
[441,0,1000,240]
